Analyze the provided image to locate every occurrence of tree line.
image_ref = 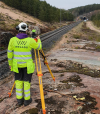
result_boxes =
[91,13,100,27]
[69,4,100,17]
[0,0,74,22]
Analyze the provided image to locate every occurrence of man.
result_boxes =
[7,22,42,106]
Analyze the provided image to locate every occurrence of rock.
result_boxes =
[56,61,66,67]
[77,106,82,111]
[44,91,47,95]
[0,32,14,47]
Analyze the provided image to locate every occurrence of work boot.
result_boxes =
[24,98,32,106]
[17,98,24,105]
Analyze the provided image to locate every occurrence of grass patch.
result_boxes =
[73,34,81,39]
[11,22,19,28]
[75,46,80,49]
[96,45,100,50]
[15,19,20,21]
[0,46,4,50]
[53,41,56,43]
[88,35,100,42]
[67,40,71,44]
[95,36,100,42]
[0,21,5,25]
[43,48,46,50]
[88,36,94,40]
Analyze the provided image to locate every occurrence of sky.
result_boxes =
[41,0,100,10]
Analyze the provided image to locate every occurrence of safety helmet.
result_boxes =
[16,22,28,31]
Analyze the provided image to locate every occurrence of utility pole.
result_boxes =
[60,9,61,26]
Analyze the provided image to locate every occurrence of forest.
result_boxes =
[91,13,100,27]
[0,0,74,22]
[69,4,100,17]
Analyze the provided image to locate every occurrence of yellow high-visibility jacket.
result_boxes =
[7,36,42,74]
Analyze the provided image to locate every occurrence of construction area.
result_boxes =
[0,21,100,114]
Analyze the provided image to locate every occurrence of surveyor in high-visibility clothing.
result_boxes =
[7,22,42,106]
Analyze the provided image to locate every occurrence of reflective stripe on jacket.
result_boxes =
[7,36,42,74]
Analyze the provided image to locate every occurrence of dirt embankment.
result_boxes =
[86,21,100,33]
[0,1,44,27]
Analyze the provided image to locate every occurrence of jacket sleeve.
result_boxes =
[7,38,14,66]
[30,38,42,50]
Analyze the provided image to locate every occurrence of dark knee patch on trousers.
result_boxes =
[15,68,32,82]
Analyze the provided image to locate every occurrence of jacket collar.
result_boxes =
[16,33,28,39]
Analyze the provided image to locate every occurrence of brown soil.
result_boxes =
[86,21,100,33]
[0,1,44,27]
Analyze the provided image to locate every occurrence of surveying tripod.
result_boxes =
[34,38,55,114]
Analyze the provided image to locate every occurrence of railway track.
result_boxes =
[0,49,7,63]
[40,21,81,41]
[0,21,82,79]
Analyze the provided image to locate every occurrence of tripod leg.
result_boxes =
[46,64,55,82]
[38,75,46,114]
[40,49,55,82]
[34,49,46,114]
[8,82,15,97]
